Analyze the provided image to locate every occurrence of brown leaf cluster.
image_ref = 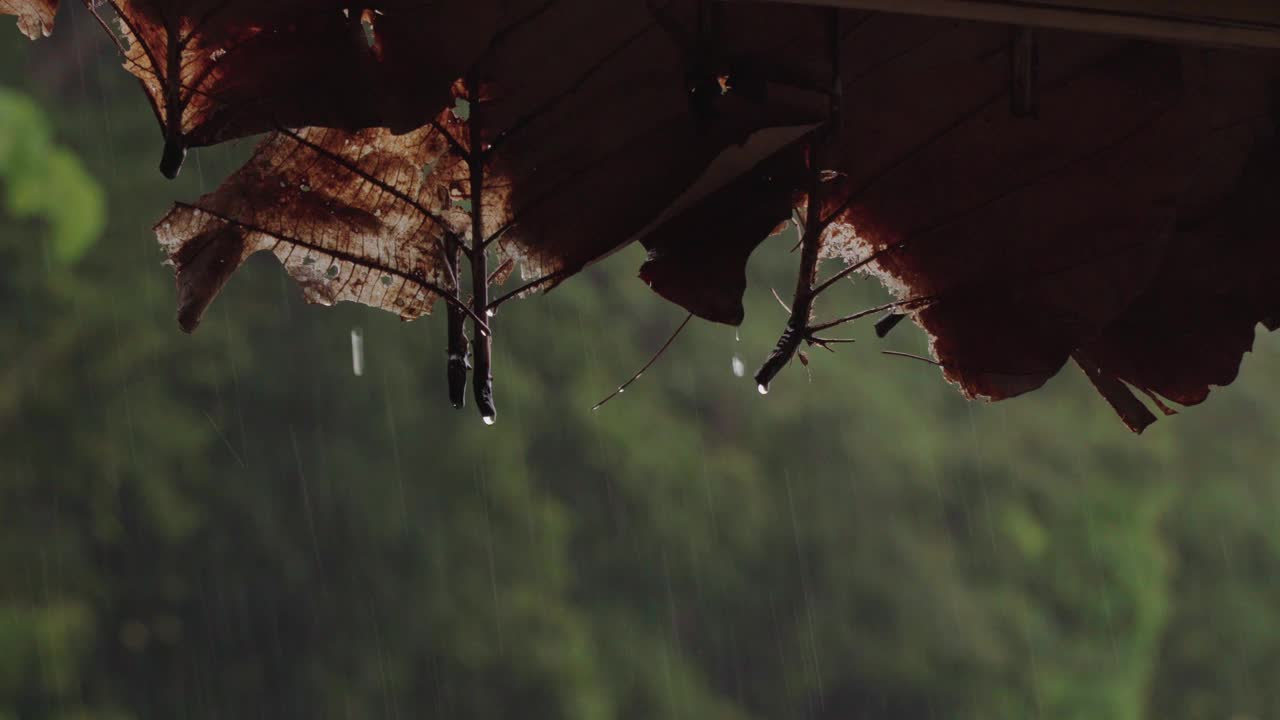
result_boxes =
[12,1,1280,429]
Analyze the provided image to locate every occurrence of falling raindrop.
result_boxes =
[482,415,497,426]
[350,327,365,377]
[732,354,745,377]
[758,383,770,395]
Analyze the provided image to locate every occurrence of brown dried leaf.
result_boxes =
[157,123,461,331]
[634,12,1280,428]
[473,0,824,286]
[99,0,501,177]
[157,0,824,331]
[640,137,809,324]
[825,28,1280,426]
[1,0,55,39]
[1073,96,1280,421]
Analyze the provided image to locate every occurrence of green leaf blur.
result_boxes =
[0,87,103,264]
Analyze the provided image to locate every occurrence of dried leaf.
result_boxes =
[1,0,55,39]
[156,123,461,331]
[99,0,501,177]
[157,0,825,332]
[640,137,809,324]
[635,12,1280,428]
[828,31,1280,426]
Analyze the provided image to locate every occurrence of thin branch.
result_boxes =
[881,350,942,367]
[467,74,497,423]
[487,257,515,286]
[87,3,128,55]
[771,288,792,313]
[809,295,933,333]
[436,232,461,290]
[593,314,693,411]
[445,240,469,409]
[480,218,515,250]
[487,268,571,310]
[753,8,841,393]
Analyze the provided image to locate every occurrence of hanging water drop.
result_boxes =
[350,327,365,377]
[482,415,496,426]
[757,383,770,395]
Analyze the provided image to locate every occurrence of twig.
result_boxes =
[593,314,694,411]
[487,257,515,286]
[881,350,942,367]
[809,295,933,334]
[466,74,497,423]
[771,288,792,313]
[753,8,842,393]
[487,268,571,310]
[445,242,469,409]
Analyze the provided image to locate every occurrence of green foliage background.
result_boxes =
[3,13,1280,720]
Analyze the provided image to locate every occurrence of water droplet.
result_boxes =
[732,355,745,378]
[486,308,495,317]
[482,415,496,426]
[757,383,770,395]
[300,183,311,192]
[735,328,740,342]
[618,387,625,394]
[350,328,365,377]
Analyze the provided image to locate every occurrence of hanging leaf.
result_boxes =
[154,0,823,340]
[1069,90,1280,430]
[150,0,823,420]
[639,137,809,324]
[96,0,506,177]
[840,40,1280,427]
[1,0,55,39]
[155,122,465,332]
[633,12,1280,430]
